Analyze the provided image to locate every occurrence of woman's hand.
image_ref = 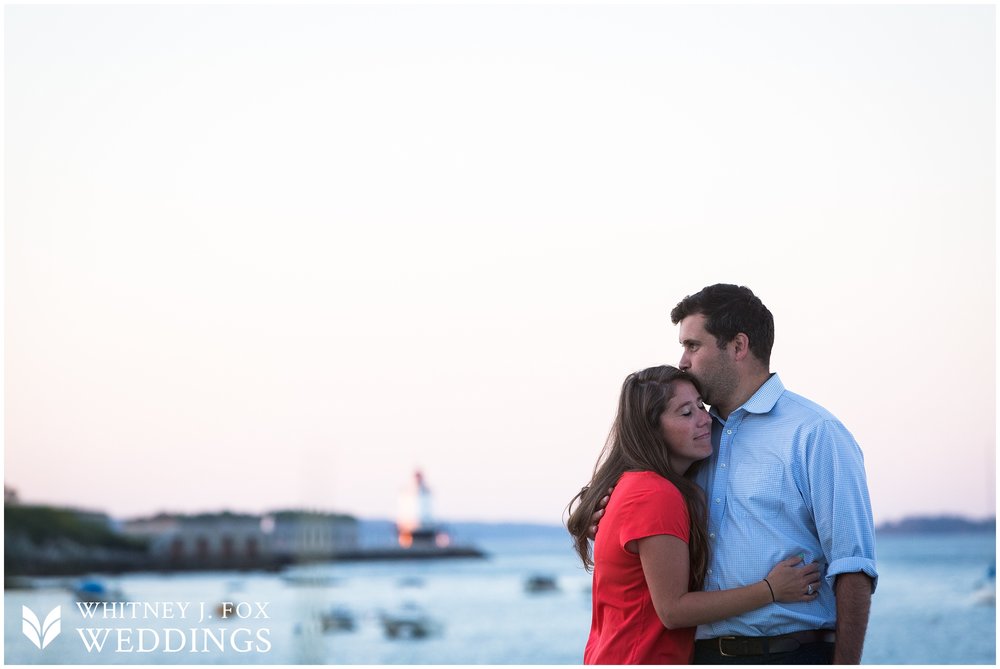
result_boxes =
[764,555,821,603]
[586,487,614,539]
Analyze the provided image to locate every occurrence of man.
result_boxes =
[593,284,877,664]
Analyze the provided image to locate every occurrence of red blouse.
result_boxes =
[584,471,695,665]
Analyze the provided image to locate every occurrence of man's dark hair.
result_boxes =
[670,284,774,366]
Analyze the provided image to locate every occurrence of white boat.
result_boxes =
[970,565,996,607]
[319,606,356,632]
[379,602,441,639]
[970,584,995,606]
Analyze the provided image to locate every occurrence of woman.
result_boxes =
[566,366,819,664]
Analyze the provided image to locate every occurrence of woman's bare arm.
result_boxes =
[635,534,819,629]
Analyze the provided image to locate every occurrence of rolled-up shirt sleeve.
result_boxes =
[805,419,879,592]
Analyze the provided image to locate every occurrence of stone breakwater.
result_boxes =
[5,533,486,578]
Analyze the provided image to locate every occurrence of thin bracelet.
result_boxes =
[763,578,776,602]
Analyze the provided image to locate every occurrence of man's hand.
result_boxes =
[833,572,873,664]
[586,487,614,540]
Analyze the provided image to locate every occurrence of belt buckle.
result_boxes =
[718,636,741,658]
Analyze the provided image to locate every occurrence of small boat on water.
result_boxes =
[319,606,356,632]
[72,579,124,603]
[282,572,341,587]
[524,574,559,593]
[379,602,441,639]
[970,565,996,607]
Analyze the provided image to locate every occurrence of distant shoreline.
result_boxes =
[874,515,995,535]
[418,515,998,537]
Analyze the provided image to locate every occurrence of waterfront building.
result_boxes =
[122,510,358,567]
[123,512,266,567]
[267,510,359,560]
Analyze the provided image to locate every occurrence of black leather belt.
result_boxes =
[696,630,836,657]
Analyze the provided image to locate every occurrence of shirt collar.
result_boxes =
[709,373,785,421]
[741,373,784,414]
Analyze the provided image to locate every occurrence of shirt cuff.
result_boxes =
[826,557,879,593]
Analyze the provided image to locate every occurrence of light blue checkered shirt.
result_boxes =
[693,373,878,639]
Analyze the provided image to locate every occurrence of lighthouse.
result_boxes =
[396,470,449,549]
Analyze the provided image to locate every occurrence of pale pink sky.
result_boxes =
[5,5,995,524]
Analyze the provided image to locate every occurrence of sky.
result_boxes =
[4,4,995,526]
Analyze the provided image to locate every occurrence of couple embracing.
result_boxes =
[567,284,878,665]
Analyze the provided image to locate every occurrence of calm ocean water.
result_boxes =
[5,532,995,664]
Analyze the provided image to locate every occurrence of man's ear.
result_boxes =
[731,333,751,362]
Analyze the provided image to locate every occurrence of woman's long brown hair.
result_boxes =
[566,365,710,591]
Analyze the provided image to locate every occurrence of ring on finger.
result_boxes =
[806,584,814,595]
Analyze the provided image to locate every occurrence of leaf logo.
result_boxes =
[22,605,61,649]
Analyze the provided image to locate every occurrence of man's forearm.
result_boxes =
[833,572,873,664]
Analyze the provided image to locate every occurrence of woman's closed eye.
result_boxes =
[681,401,706,416]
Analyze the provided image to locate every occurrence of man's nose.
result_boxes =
[678,352,690,371]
